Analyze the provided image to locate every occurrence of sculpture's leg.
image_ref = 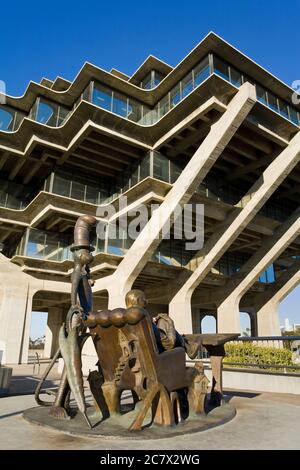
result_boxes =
[88,370,110,419]
[205,345,225,406]
[170,391,182,424]
[49,367,71,419]
[101,381,121,415]
[130,384,174,431]
[35,347,61,407]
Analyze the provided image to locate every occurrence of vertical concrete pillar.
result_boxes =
[250,312,258,337]
[20,287,39,364]
[0,254,41,364]
[44,307,65,358]
[217,297,241,334]
[244,259,300,336]
[256,302,281,336]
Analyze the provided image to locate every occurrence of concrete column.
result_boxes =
[94,83,256,310]
[256,302,281,336]
[44,307,65,358]
[20,287,39,364]
[255,260,300,336]
[169,131,300,333]
[250,312,258,337]
[0,254,42,364]
[217,297,241,334]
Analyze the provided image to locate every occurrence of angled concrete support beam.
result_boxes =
[253,259,300,336]
[216,207,300,333]
[105,83,256,309]
[169,130,300,333]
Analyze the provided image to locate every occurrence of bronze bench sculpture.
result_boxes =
[33,214,237,433]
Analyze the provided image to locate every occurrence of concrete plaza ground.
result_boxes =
[1,364,300,450]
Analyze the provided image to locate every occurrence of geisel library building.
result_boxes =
[0,32,300,367]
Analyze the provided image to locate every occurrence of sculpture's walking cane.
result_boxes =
[35,216,97,428]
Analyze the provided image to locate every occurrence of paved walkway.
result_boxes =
[1,388,300,450]
[2,364,300,450]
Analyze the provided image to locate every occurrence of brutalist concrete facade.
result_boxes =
[0,32,300,364]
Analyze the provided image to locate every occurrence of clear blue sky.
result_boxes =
[3,0,298,338]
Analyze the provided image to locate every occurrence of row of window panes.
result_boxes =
[42,172,110,205]
[15,228,73,261]
[1,148,293,228]
[0,179,35,209]
[12,224,276,283]
[213,55,300,125]
[140,70,165,90]
[0,105,25,132]
[215,253,276,283]
[30,98,70,127]
[74,55,300,127]
[2,53,299,133]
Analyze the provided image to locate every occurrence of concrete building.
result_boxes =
[0,32,300,365]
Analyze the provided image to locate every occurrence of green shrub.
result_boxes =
[224,342,293,371]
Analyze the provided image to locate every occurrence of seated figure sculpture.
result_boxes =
[35,214,209,431]
[125,289,202,359]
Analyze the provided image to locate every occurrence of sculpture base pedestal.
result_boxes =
[23,399,236,440]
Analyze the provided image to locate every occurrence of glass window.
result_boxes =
[27,230,46,258]
[140,153,150,179]
[127,99,142,122]
[213,56,229,81]
[52,174,71,197]
[259,265,275,283]
[71,181,85,201]
[267,92,279,113]
[289,107,299,125]
[153,152,169,182]
[156,239,172,265]
[153,71,164,87]
[194,56,210,86]
[170,84,181,109]
[278,99,289,120]
[182,72,193,98]
[36,99,57,126]
[158,94,170,118]
[107,224,125,256]
[112,92,128,117]
[130,165,139,186]
[44,236,60,261]
[57,106,69,126]
[170,161,182,183]
[0,185,7,206]
[230,67,242,87]
[141,72,152,90]
[14,111,24,130]
[141,106,154,125]
[256,85,268,106]
[0,106,14,131]
[93,84,112,111]
[85,186,99,204]
[82,84,91,101]
[6,191,21,209]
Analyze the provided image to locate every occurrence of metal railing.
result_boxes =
[222,336,300,375]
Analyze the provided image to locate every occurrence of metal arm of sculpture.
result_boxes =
[35,215,97,426]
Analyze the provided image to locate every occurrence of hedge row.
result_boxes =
[224,342,293,369]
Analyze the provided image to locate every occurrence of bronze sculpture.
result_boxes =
[34,214,237,432]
